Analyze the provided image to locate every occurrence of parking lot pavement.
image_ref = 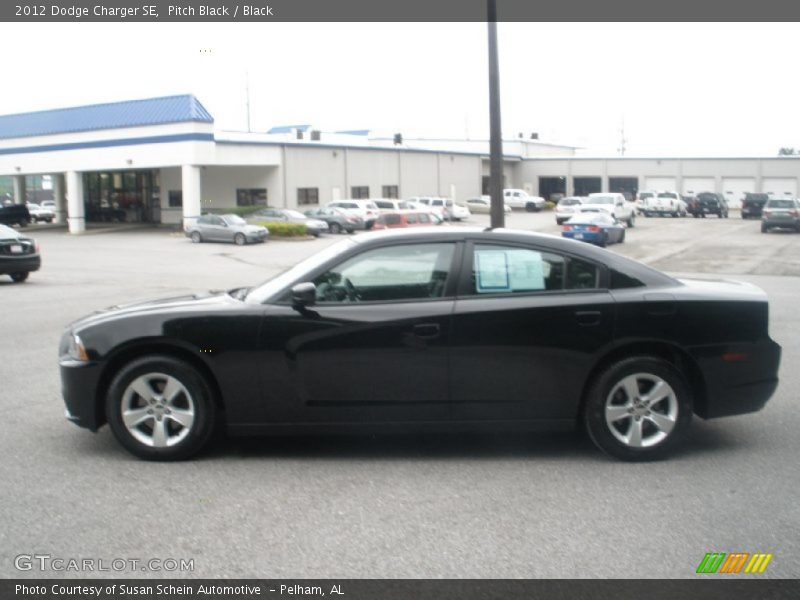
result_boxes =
[1,217,798,578]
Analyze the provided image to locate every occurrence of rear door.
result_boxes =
[450,240,615,422]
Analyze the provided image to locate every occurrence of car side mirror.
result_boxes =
[291,282,316,309]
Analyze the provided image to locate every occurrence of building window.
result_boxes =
[297,188,319,205]
[168,191,183,208]
[351,186,369,199]
[236,188,268,207]
[382,185,399,199]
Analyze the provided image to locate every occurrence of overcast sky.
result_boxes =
[1,22,798,157]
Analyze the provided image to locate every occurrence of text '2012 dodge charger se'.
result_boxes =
[59,228,781,461]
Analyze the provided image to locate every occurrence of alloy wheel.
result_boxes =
[604,373,678,448]
[120,373,196,448]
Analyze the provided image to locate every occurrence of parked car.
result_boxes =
[410,197,471,221]
[634,191,656,215]
[464,196,511,215]
[503,189,546,212]
[581,193,636,227]
[687,192,729,218]
[248,208,329,237]
[26,203,55,223]
[59,227,781,462]
[555,196,586,225]
[327,200,379,229]
[0,223,40,282]
[742,193,769,219]
[0,202,31,228]
[185,214,269,245]
[761,197,800,233]
[562,211,626,247]
[371,210,440,230]
[642,191,687,218]
[40,200,57,212]
[304,207,364,234]
[373,199,414,211]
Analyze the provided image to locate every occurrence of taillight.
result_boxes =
[763,210,771,217]
[789,210,798,217]
[587,225,600,232]
[563,225,572,231]
[35,241,40,252]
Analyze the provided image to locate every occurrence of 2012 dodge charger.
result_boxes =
[59,228,781,461]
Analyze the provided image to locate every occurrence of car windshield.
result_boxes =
[588,196,614,204]
[223,215,246,226]
[284,210,306,219]
[245,238,357,304]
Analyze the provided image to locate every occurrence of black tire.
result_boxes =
[329,222,342,234]
[105,355,217,461]
[583,356,692,461]
[18,220,27,228]
[761,223,768,233]
[626,215,635,228]
[10,272,29,283]
[693,213,699,219]
[597,232,608,248]
[234,233,246,246]
[556,218,565,226]
[619,229,626,243]
[190,231,202,243]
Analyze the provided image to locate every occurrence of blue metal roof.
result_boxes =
[0,95,213,140]
[267,124,311,134]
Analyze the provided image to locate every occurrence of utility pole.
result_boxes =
[618,115,626,156]
[487,0,504,228]
[245,70,252,133]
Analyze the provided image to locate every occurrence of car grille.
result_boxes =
[0,240,34,255]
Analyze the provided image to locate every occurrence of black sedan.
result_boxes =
[59,228,781,461]
[0,224,40,282]
[304,207,364,234]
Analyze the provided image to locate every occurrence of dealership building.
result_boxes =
[1,94,799,234]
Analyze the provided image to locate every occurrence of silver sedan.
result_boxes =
[185,214,269,245]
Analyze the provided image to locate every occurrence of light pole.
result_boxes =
[487,0,504,229]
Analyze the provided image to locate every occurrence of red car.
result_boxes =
[371,210,440,230]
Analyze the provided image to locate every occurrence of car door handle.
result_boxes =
[412,323,441,339]
[575,310,602,326]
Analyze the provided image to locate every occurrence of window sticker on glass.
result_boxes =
[475,248,546,293]
[475,251,510,291]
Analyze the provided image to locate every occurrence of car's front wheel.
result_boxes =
[10,272,29,283]
[190,231,202,243]
[234,233,246,246]
[106,355,217,461]
[583,356,692,461]
[329,222,342,234]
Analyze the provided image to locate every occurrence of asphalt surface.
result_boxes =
[1,212,798,579]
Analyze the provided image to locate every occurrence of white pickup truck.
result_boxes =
[579,192,636,227]
[642,191,687,217]
[503,189,547,212]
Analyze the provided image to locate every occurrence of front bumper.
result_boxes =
[60,359,104,431]
[0,254,41,275]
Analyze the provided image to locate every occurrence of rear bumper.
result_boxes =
[692,339,782,419]
[762,217,800,229]
[60,359,104,431]
[0,254,41,274]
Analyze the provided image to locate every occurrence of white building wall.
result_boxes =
[200,166,278,210]
[398,153,439,199]
[283,146,347,207]
[160,167,183,226]
[437,154,482,201]
[345,149,400,198]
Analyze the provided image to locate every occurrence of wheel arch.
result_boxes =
[94,341,226,429]
[577,340,707,422]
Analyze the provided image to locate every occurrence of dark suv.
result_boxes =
[688,192,728,218]
[742,193,769,219]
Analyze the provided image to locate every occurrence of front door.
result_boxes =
[258,241,460,424]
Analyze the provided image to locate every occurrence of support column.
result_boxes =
[53,174,66,224]
[66,171,85,234]
[181,165,202,230]
[13,175,25,205]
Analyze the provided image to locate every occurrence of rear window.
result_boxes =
[374,201,394,209]
[766,199,796,209]
[559,198,581,206]
[657,193,678,199]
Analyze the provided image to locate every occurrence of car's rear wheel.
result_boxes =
[761,223,768,233]
[627,215,635,227]
[234,233,246,246]
[329,222,342,234]
[190,231,202,243]
[597,232,608,248]
[584,356,692,461]
[619,229,626,243]
[106,355,217,461]
[10,272,29,283]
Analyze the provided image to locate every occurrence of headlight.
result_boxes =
[62,332,89,362]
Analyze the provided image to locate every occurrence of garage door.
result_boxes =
[644,177,677,191]
[761,177,797,197]
[682,177,715,195]
[721,177,755,210]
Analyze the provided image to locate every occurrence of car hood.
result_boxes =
[68,290,241,332]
